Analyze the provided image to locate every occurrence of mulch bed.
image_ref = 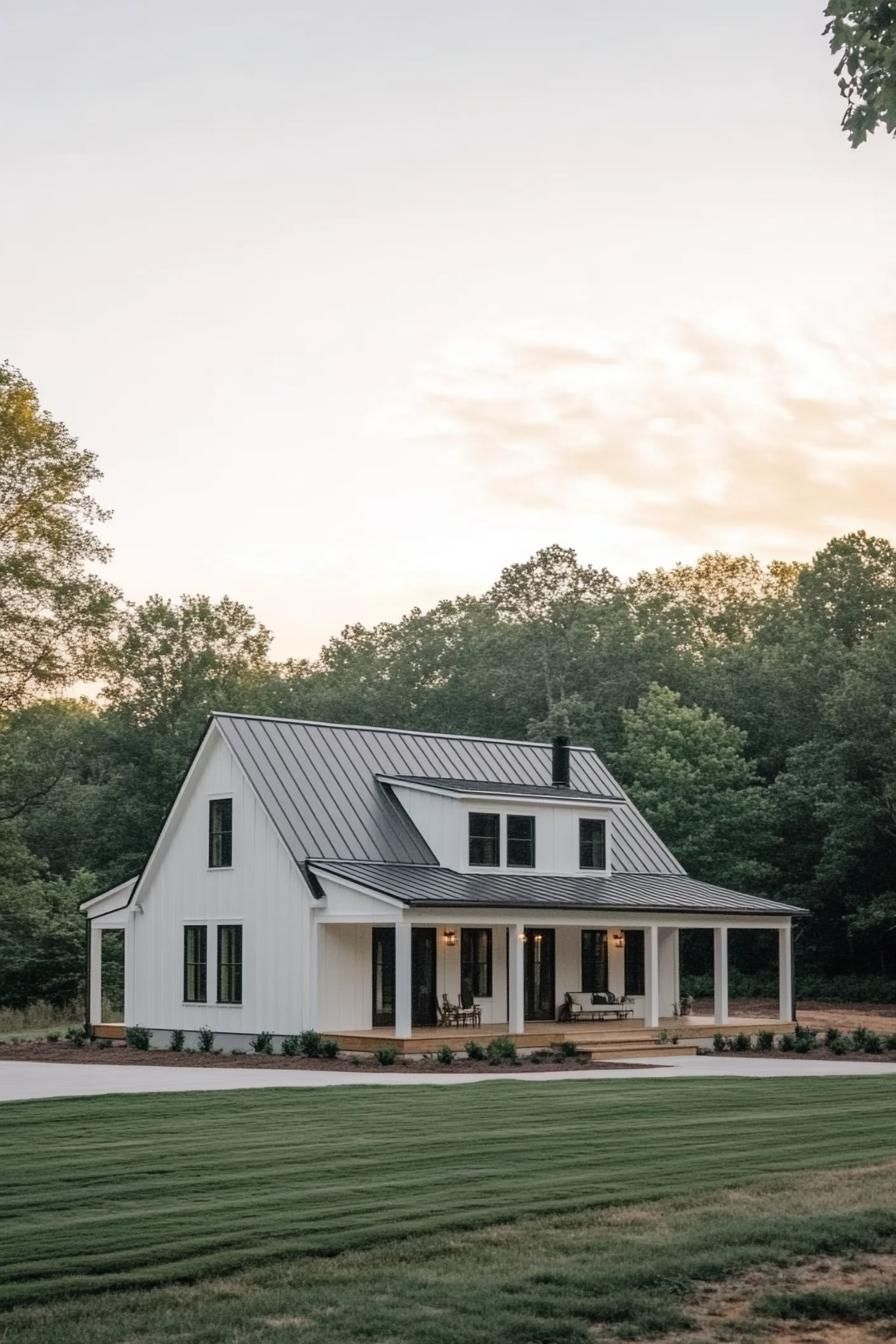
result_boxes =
[0,1041,652,1073]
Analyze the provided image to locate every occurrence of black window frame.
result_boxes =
[460,927,493,997]
[183,924,207,1003]
[208,797,233,868]
[506,814,536,868]
[580,929,609,995]
[624,929,646,997]
[468,812,500,867]
[217,924,243,1004]
[578,817,607,870]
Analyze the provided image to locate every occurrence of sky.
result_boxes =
[2,1,895,658]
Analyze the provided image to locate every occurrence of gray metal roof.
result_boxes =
[309,860,807,917]
[213,713,684,874]
[379,776,625,804]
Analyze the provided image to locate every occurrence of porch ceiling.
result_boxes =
[307,861,807,917]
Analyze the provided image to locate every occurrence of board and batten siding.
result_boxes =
[130,729,312,1036]
[390,785,615,875]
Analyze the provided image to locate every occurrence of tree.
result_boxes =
[0,362,118,711]
[825,1,896,146]
[795,532,896,647]
[611,684,775,892]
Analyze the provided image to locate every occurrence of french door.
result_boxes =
[524,928,556,1020]
[371,927,438,1028]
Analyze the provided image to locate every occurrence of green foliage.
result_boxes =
[436,1044,455,1065]
[374,1046,397,1066]
[733,1033,751,1052]
[65,1025,88,1047]
[250,1031,274,1055]
[825,1026,841,1046]
[465,1039,486,1060]
[281,1035,300,1056]
[558,1040,579,1057]
[320,1038,340,1059]
[886,1033,896,1052]
[756,1031,775,1051]
[825,3,896,146]
[712,1033,728,1053]
[125,1025,150,1051]
[830,1035,851,1055]
[298,1030,323,1058]
[860,1030,883,1054]
[169,1030,184,1052]
[779,1034,796,1052]
[486,1035,518,1064]
[197,1026,214,1053]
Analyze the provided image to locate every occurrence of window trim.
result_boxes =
[460,927,493,998]
[578,816,608,872]
[468,811,501,868]
[208,796,233,870]
[216,923,243,1005]
[506,814,536,869]
[183,924,208,1003]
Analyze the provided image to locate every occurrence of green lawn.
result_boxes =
[3,1076,896,1342]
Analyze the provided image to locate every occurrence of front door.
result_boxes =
[411,928,437,1027]
[372,927,395,1027]
[524,928,556,1020]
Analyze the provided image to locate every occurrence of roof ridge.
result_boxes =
[210,711,597,753]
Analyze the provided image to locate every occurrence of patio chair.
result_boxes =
[437,994,456,1027]
[458,983,482,1027]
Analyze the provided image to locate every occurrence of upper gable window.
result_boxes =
[507,815,535,868]
[579,818,607,871]
[208,798,233,868]
[469,812,500,867]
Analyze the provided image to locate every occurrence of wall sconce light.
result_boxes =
[443,930,457,948]
[612,931,625,950]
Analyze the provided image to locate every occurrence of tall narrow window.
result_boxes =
[507,815,535,868]
[468,812,500,867]
[578,818,607,870]
[624,929,645,996]
[461,928,493,997]
[183,925,207,1003]
[217,924,243,1004]
[208,798,233,868]
[581,929,608,994]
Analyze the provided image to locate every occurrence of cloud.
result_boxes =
[418,313,896,550]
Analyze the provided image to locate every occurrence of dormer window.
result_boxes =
[469,812,500,866]
[209,798,233,868]
[507,815,535,868]
[579,818,607,870]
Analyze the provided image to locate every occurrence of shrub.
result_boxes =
[733,1033,751,1053]
[197,1025,215,1053]
[45,1032,60,1043]
[126,1025,151,1051]
[169,1029,185,1052]
[436,1044,455,1065]
[375,1046,397,1066]
[231,1048,245,1055]
[281,1034,300,1056]
[559,1040,579,1058]
[486,1035,518,1064]
[779,1034,796,1052]
[321,1038,340,1059]
[250,1031,274,1055]
[65,1026,88,1047]
[299,1030,323,1058]
[830,1036,850,1055]
[885,1034,896,1052]
[465,1039,486,1061]
[862,1030,883,1054]
[824,1027,841,1047]
[97,1037,112,1049]
[794,1034,813,1053]
[756,1031,774,1051]
[712,1033,728,1053]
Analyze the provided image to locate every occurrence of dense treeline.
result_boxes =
[2,362,896,1008]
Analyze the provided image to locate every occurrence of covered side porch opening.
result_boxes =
[81,878,137,1039]
[313,909,795,1050]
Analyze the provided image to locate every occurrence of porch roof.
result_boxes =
[307,860,807,917]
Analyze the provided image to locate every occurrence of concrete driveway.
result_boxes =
[2,1055,895,1102]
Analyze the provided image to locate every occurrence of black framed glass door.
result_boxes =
[524,928,555,1020]
[372,927,395,1026]
[411,928,437,1027]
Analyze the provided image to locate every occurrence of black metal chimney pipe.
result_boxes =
[551,734,570,788]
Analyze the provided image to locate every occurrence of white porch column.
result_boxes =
[89,923,103,1027]
[714,926,729,1025]
[778,924,793,1024]
[508,923,525,1034]
[644,925,660,1028]
[394,920,413,1038]
[306,916,321,1030]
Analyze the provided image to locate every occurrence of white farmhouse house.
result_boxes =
[81,713,803,1050]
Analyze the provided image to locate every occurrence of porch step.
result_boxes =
[92,1023,126,1041]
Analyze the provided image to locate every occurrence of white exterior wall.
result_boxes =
[128,729,311,1037]
[392,786,613,875]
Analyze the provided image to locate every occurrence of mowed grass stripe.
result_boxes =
[2,1076,895,1307]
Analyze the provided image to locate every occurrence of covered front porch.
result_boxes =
[312,909,795,1044]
